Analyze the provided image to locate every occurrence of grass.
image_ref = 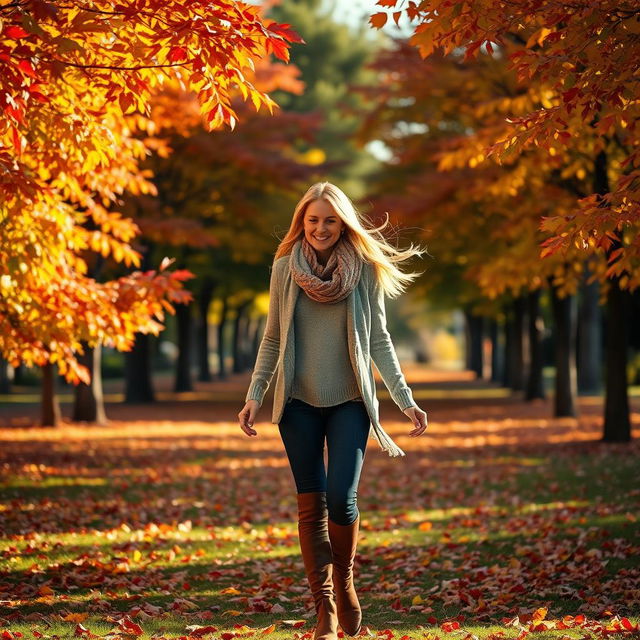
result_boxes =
[1,376,639,640]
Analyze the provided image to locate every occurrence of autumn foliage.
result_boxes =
[0,0,302,382]
[370,0,640,289]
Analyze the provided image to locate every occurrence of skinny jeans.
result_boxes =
[278,396,370,525]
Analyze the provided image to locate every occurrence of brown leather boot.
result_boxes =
[328,514,362,636]
[297,492,338,640]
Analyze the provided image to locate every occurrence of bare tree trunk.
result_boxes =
[502,306,514,388]
[197,280,215,382]
[251,315,265,363]
[550,284,577,417]
[526,289,545,400]
[0,357,11,394]
[603,281,631,441]
[216,296,229,380]
[232,300,252,374]
[489,318,502,383]
[463,308,484,379]
[13,363,26,385]
[504,297,526,390]
[125,333,156,403]
[41,362,61,427]
[577,267,603,395]
[72,342,107,424]
[174,303,194,392]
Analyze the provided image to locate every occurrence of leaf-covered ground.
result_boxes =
[1,367,639,640]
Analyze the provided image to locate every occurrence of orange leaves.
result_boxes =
[392,0,640,281]
[0,0,304,380]
[370,13,388,29]
[502,609,640,638]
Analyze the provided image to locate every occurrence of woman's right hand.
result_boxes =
[238,400,260,437]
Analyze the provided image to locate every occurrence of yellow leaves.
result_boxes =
[468,153,485,168]
[300,148,326,165]
[540,90,555,109]
[526,27,552,49]
[63,613,89,623]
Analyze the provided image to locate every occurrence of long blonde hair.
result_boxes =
[274,182,428,298]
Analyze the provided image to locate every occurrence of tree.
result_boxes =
[119,58,326,393]
[370,0,640,441]
[268,0,385,198]
[0,1,301,393]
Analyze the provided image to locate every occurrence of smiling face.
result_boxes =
[302,198,345,261]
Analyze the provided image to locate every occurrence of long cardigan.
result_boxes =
[245,253,416,457]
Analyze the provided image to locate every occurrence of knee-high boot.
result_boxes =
[297,491,338,640]
[327,514,362,636]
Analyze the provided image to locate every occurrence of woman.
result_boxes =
[238,182,428,640]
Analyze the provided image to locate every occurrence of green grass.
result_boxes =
[1,424,639,640]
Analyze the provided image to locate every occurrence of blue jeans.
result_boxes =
[278,397,370,526]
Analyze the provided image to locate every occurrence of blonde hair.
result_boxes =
[274,182,428,298]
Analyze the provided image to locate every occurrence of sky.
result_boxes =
[320,0,414,36]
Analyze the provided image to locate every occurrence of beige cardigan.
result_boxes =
[245,254,416,457]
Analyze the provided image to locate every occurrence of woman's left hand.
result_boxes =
[403,405,428,437]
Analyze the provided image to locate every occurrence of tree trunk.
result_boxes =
[72,342,107,423]
[175,302,194,392]
[216,296,229,380]
[232,300,252,374]
[125,333,155,402]
[502,306,514,388]
[550,285,577,417]
[0,357,11,394]
[526,289,545,400]
[489,318,502,383]
[243,316,260,370]
[197,280,215,382]
[251,315,265,363]
[577,267,603,395]
[504,297,526,391]
[41,362,61,427]
[592,149,632,441]
[463,308,484,379]
[13,363,26,385]
[603,280,631,441]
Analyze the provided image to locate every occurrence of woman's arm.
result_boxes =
[245,261,282,407]
[368,264,416,411]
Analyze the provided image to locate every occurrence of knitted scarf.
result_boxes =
[290,235,363,303]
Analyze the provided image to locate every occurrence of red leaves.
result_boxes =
[115,617,144,636]
[4,25,30,39]
[168,46,188,62]
[17,59,38,79]
[502,609,640,638]
[266,22,305,45]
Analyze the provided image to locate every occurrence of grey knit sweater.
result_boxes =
[290,291,362,406]
[245,254,416,457]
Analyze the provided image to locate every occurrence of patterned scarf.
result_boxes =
[290,235,363,303]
